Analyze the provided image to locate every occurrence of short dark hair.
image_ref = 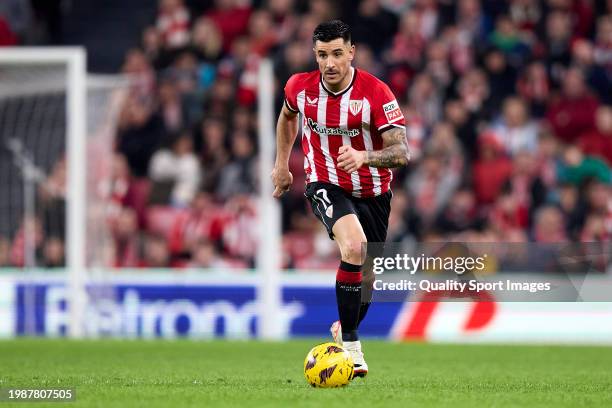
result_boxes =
[312,20,352,44]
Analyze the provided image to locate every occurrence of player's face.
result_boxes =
[314,38,355,88]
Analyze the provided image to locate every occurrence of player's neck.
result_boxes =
[322,67,354,95]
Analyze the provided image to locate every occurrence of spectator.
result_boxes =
[220,195,258,266]
[423,40,452,90]
[502,150,547,224]
[436,188,484,233]
[352,0,398,57]
[168,192,223,256]
[216,132,257,199]
[42,237,64,268]
[593,15,612,72]
[142,26,163,68]
[444,99,478,161]
[544,10,573,77]
[198,117,230,193]
[558,145,611,186]
[556,183,584,240]
[572,39,611,104]
[407,152,460,225]
[158,77,187,133]
[488,15,530,67]
[546,67,599,143]
[488,185,529,237]
[455,0,491,45]
[516,61,550,117]
[578,105,612,165]
[156,0,191,49]
[142,234,171,267]
[472,132,513,205]
[408,73,442,127]
[491,96,539,155]
[532,205,568,242]
[10,216,43,267]
[387,11,425,67]
[482,48,516,108]
[205,0,252,53]
[456,68,490,118]
[247,9,278,56]
[191,17,222,62]
[188,238,228,268]
[149,131,202,207]
[267,0,298,44]
[112,207,141,268]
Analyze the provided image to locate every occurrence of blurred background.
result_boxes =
[0,0,611,341]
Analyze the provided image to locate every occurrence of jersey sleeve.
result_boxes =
[283,74,300,113]
[371,82,405,132]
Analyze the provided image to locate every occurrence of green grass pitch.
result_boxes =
[1,339,611,407]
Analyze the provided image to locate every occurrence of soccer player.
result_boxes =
[272,20,410,377]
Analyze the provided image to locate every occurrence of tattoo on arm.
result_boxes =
[365,127,410,168]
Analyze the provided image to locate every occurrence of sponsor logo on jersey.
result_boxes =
[325,205,334,218]
[306,96,318,105]
[307,118,360,137]
[383,99,403,123]
[349,100,363,116]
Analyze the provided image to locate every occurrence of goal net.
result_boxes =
[0,48,127,337]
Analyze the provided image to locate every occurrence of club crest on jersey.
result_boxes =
[349,100,363,116]
[383,99,403,123]
[306,96,318,105]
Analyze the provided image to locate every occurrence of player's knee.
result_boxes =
[339,239,366,264]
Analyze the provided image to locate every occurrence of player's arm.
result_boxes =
[337,127,410,173]
[271,104,299,198]
[365,126,410,168]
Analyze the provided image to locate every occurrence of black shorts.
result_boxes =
[304,182,391,242]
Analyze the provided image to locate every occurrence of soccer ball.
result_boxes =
[303,342,354,388]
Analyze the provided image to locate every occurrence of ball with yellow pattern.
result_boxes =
[303,342,354,388]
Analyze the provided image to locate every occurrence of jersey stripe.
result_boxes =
[339,90,361,196]
[304,91,328,182]
[297,90,317,182]
[317,84,338,185]
[362,98,382,196]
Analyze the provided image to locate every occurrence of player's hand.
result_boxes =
[271,166,293,198]
[337,145,367,173]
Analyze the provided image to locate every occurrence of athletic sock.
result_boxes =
[336,261,362,342]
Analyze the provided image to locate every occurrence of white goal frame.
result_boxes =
[0,47,87,338]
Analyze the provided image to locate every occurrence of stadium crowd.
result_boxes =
[1,0,611,270]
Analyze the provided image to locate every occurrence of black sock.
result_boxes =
[358,302,371,326]
[336,261,362,342]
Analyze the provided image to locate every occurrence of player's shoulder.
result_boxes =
[286,70,319,88]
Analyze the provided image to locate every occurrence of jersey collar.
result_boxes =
[320,67,357,97]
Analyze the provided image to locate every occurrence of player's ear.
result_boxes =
[348,44,355,61]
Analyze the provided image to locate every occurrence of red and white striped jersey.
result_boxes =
[284,68,405,197]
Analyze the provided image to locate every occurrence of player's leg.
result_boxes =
[331,214,367,342]
[304,182,369,376]
[331,214,369,376]
[354,191,392,327]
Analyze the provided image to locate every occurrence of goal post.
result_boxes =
[256,59,283,340]
[0,47,108,338]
